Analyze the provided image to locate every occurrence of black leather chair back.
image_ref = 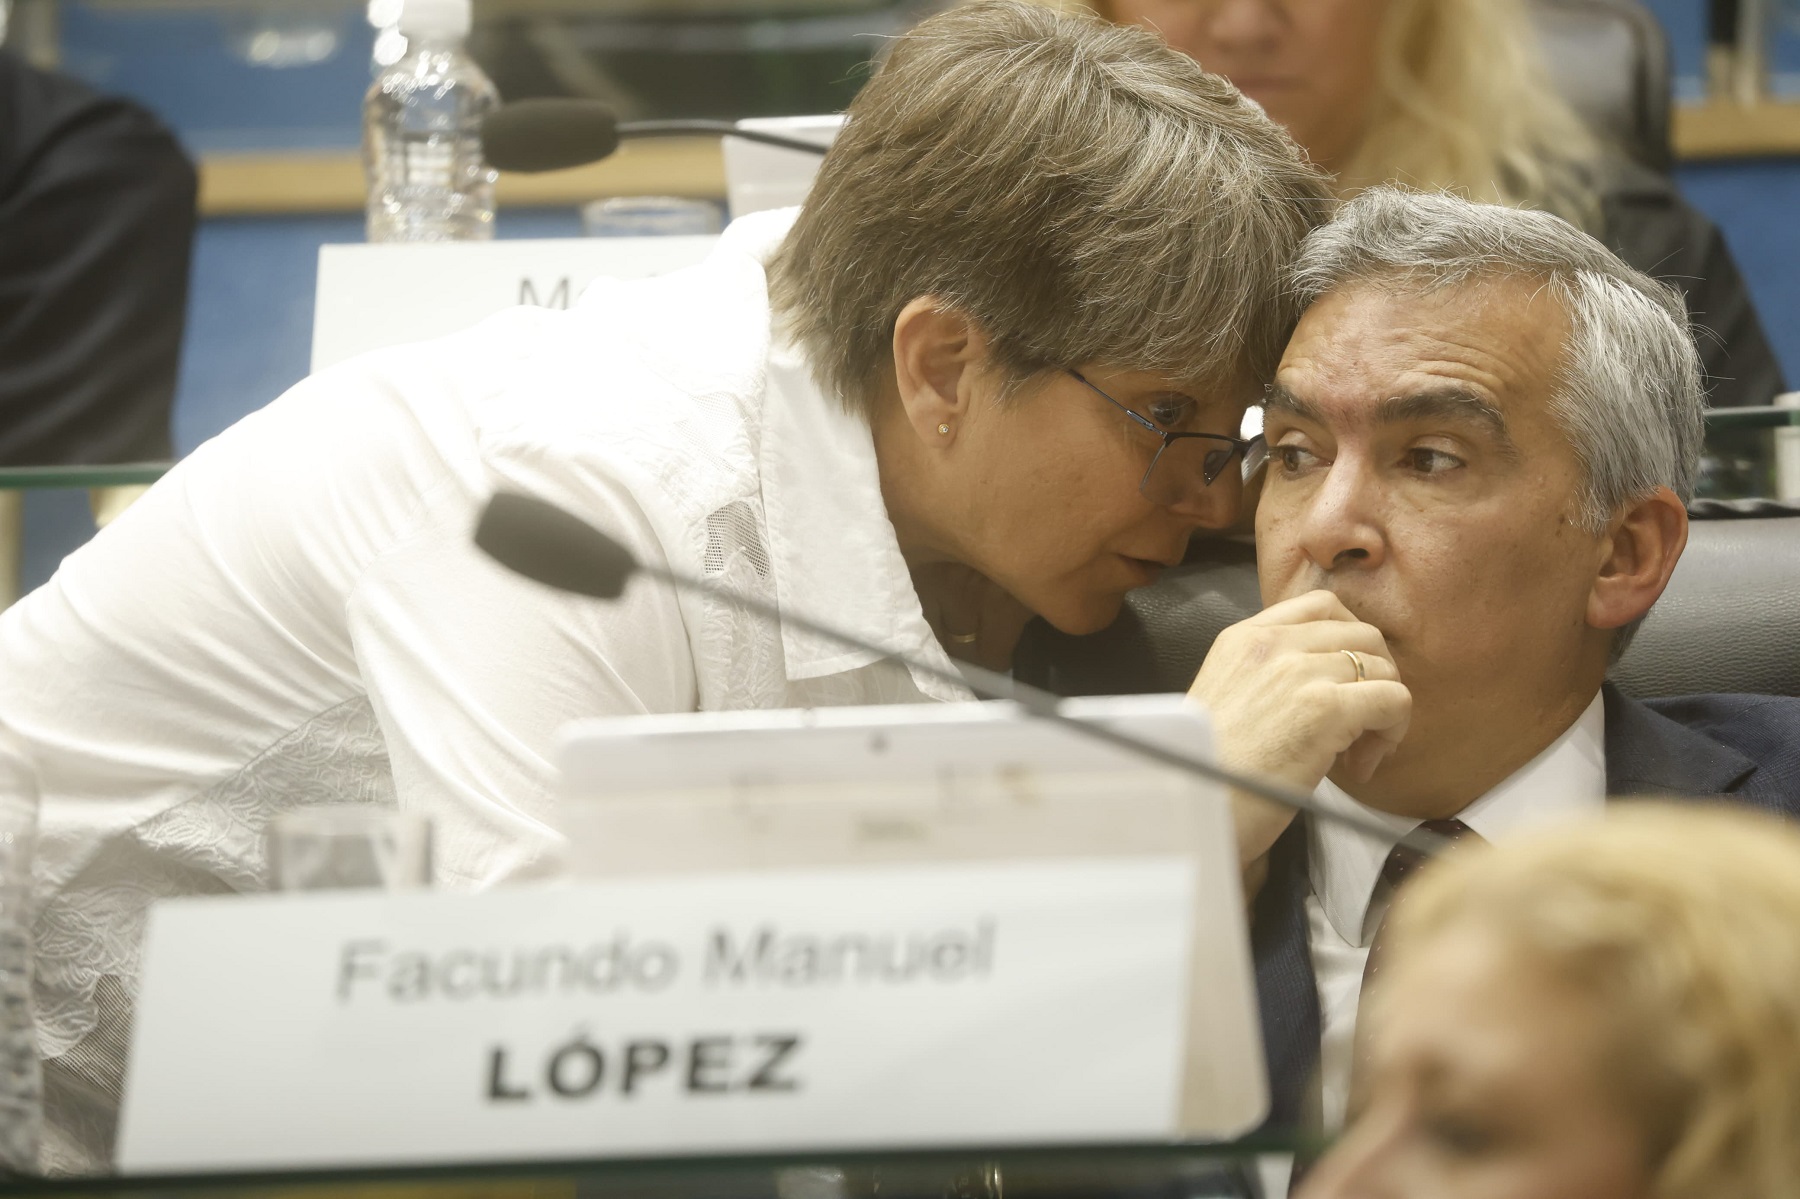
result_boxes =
[1611,502,1800,698]
[1017,504,1800,701]
[1532,0,1673,174]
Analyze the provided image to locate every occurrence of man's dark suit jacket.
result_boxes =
[1251,684,1800,1130]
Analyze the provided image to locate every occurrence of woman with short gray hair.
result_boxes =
[0,0,1329,1169]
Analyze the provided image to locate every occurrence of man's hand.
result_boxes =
[1187,590,1412,872]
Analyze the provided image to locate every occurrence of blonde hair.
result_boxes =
[768,0,1332,420]
[1345,0,1602,229]
[1056,0,1605,229]
[1390,806,1800,1199]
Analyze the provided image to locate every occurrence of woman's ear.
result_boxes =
[1587,486,1688,632]
[890,297,988,446]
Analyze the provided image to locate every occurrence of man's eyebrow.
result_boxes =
[1263,383,1326,425]
[1265,383,1522,460]
[1376,389,1520,458]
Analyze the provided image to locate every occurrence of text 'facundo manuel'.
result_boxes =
[335,919,999,1003]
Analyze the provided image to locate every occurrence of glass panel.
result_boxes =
[0,465,172,491]
[1699,403,1800,499]
[0,1140,1308,1195]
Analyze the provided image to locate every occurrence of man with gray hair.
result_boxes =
[1181,187,1800,1137]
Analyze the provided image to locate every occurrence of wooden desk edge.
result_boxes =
[199,138,726,216]
[1674,99,1800,161]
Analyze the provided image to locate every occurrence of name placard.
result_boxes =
[310,236,717,373]
[117,859,1196,1171]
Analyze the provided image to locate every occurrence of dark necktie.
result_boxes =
[1293,819,1490,1185]
[1284,819,1488,1184]
[1335,818,1488,1127]
[1361,818,1485,995]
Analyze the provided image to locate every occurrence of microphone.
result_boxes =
[474,491,1450,855]
[481,99,832,173]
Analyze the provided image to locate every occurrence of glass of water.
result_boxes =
[267,806,432,892]
[581,195,724,237]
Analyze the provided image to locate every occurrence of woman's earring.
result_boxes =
[937,423,951,435]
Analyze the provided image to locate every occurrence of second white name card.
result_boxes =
[118,858,1197,1171]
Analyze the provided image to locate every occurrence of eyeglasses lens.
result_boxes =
[1141,437,1232,505]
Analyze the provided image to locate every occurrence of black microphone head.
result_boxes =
[475,492,639,600]
[480,99,621,172]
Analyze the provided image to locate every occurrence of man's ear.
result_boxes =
[1587,486,1688,631]
[890,297,987,446]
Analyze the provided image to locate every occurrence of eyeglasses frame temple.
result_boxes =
[1069,368,1265,491]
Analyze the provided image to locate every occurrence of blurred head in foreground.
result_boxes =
[1304,805,1800,1199]
[772,0,1331,640]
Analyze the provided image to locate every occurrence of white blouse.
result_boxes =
[0,207,967,1168]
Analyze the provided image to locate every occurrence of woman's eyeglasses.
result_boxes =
[1070,370,1268,509]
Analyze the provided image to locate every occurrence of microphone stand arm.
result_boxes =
[618,120,831,155]
[632,559,1449,857]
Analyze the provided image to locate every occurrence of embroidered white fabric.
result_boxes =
[34,699,394,1173]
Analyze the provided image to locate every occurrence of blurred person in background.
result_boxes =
[0,3,1330,1169]
[1056,0,1785,418]
[1303,805,1800,1199]
[0,50,196,601]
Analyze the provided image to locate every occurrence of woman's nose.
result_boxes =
[1296,1101,1411,1199]
[1204,0,1288,50]
[1161,466,1243,529]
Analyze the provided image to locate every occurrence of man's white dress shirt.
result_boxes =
[0,208,969,1167]
[1305,692,1608,1129]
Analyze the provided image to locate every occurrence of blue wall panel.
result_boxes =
[1643,0,1800,98]
[173,214,359,454]
[1676,159,1800,386]
[1642,0,1706,98]
[58,0,370,152]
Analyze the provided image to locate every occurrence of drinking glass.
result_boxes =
[267,806,432,892]
[581,196,723,237]
[0,726,40,1174]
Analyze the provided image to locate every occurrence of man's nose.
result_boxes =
[1296,456,1385,573]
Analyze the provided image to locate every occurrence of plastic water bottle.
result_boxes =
[0,726,39,1174]
[363,0,499,242]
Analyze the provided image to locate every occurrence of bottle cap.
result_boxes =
[396,0,472,38]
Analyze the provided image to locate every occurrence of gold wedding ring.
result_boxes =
[1341,648,1367,682]
[946,629,980,646]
